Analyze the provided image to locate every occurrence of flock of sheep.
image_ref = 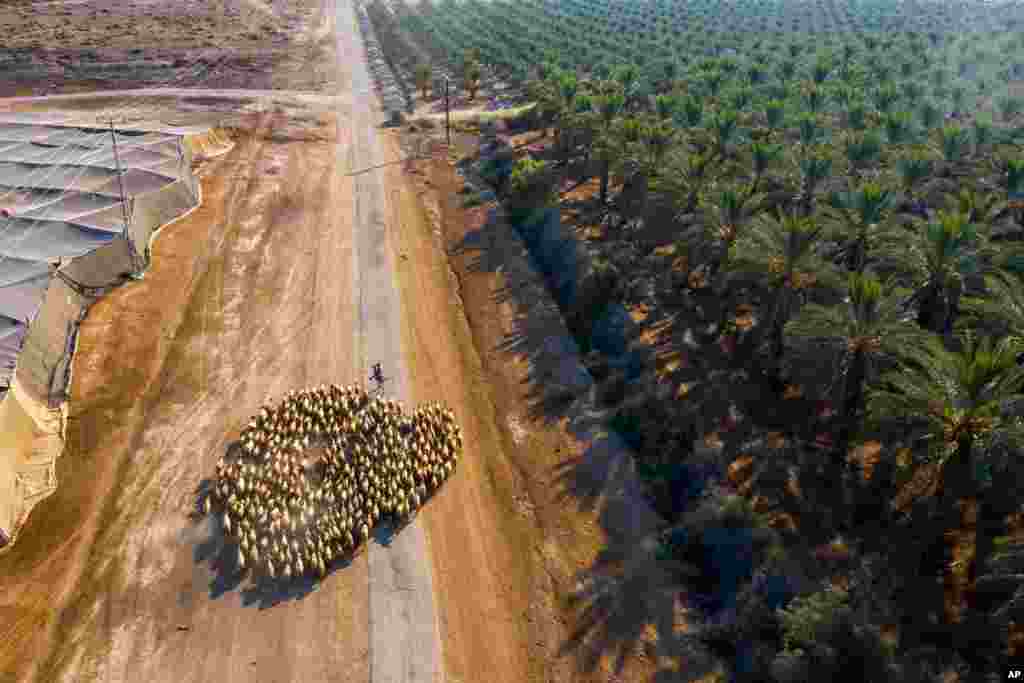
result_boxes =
[203,383,462,581]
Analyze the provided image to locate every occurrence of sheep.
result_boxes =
[206,384,463,584]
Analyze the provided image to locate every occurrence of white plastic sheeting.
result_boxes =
[0,120,187,391]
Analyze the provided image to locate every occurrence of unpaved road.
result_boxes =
[0,1,443,682]
[340,0,443,678]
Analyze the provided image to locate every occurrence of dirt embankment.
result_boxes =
[388,128,715,682]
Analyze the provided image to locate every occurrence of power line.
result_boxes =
[0,132,139,271]
[0,113,184,262]
[103,117,142,276]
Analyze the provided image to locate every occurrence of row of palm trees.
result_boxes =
[513,56,1024,674]
[400,0,1024,100]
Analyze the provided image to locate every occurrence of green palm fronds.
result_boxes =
[786,273,921,365]
[678,95,704,128]
[947,187,1006,226]
[726,86,753,111]
[711,108,741,151]
[729,210,840,360]
[750,141,783,177]
[883,111,915,145]
[796,113,826,146]
[654,93,680,119]
[729,209,840,294]
[869,331,1024,463]
[902,209,991,286]
[918,98,942,130]
[936,124,970,163]
[846,100,868,130]
[1001,158,1024,199]
[973,113,995,148]
[822,181,909,274]
[826,181,896,230]
[844,130,884,168]
[959,270,1024,335]
[897,149,934,194]
[764,99,786,129]
[873,82,900,113]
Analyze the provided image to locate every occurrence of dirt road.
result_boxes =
[338,0,443,679]
[0,1,444,682]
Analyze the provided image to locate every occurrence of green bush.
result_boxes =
[777,586,851,653]
[507,156,557,222]
[566,257,620,343]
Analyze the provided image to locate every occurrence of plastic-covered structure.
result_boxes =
[0,119,202,550]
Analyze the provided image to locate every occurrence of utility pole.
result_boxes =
[106,118,140,275]
[444,75,451,147]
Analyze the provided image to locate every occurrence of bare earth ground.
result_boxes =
[0,0,337,96]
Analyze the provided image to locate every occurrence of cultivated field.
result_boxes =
[362,0,1024,679]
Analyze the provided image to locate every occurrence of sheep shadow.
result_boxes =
[192,445,430,609]
[192,498,361,609]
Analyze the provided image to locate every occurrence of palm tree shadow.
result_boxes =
[452,206,596,427]
[444,161,732,675]
[548,400,724,676]
[558,528,719,679]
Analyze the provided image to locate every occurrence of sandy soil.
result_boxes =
[0,0,337,96]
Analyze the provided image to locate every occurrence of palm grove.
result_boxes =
[511,46,1024,679]
[394,4,1024,678]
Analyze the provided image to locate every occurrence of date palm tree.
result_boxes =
[689,185,768,281]
[638,116,676,176]
[900,209,998,336]
[868,331,1024,631]
[590,85,626,204]
[823,180,903,275]
[948,187,1006,228]
[709,108,741,157]
[794,146,833,216]
[896,147,934,213]
[786,273,925,456]
[747,141,783,198]
[935,123,971,166]
[991,156,1024,224]
[727,209,840,367]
